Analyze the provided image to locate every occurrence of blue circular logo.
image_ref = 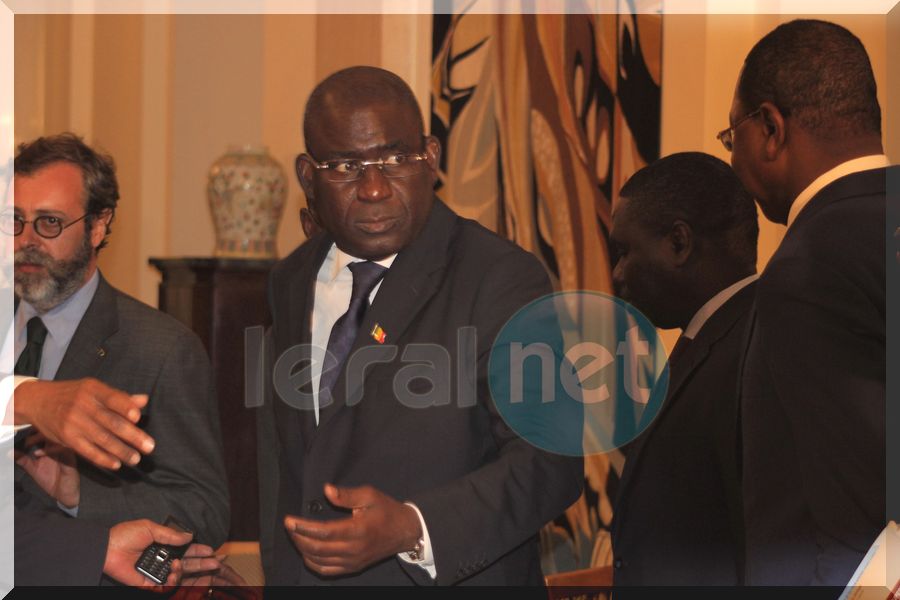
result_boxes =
[488,291,668,456]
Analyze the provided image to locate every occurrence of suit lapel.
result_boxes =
[615,282,757,523]
[311,199,457,440]
[54,275,117,381]
[290,235,334,448]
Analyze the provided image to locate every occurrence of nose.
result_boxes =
[356,164,393,203]
[14,223,41,250]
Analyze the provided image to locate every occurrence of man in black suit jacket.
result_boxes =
[609,152,758,585]
[10,133,229,552]
[257,66,583,585]
[722,20,896,585]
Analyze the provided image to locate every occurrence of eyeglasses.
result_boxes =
[308,152,428,183]
[1,212,91,238]
[716,107,763,152]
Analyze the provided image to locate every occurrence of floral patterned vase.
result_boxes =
[207,145,287,258]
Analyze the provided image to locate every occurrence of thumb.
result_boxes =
[324,483,369,509]
[146,521,193,547]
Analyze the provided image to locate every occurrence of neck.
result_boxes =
[783,132,883,204]
[676,266,754,329]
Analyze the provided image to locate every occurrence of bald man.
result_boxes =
[257,66,583,586]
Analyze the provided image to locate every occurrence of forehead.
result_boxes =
[308,101,422,158]
[14,162,85,213]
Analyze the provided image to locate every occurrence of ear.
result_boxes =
[759,101,787,160]
[90,209,113,250]
[296,154,316,202]
[667,220,693,267]
[422,135,442,175]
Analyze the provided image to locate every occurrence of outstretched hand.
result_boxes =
[283,484,422,576]
[13,378,155,470]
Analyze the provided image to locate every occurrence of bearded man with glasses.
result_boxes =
[3,133,229,584]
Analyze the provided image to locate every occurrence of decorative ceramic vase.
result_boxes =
[207,145,287,259]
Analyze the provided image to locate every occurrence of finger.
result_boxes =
[89,383,146,423]
[286,528,357,560]
[88,407,155,459]
[70,438,122,471]
[184,543,216,558]
[145,521,194,546]
[302,557,349,577]
[284,514,357,542]
[67,435,123,470]
[324,483,371,510]
[182,556,222,576]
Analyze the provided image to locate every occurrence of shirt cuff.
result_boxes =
[397,502,437,579]
[57,502,79,517]
[1,376,37,442]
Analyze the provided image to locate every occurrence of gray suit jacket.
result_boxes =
[18,273,230,549]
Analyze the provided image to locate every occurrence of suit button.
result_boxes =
[614,558,623,569]
[307,500,324,514]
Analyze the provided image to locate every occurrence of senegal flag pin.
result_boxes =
[371,323,387,344]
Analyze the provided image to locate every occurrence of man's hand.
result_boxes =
[13,378,155,470]
[283,484,422,576]
[15,436,80,508]
[103,519,194,589]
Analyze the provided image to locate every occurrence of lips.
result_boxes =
[356,216,400,234]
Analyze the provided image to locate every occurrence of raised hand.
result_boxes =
[13,378,155,470]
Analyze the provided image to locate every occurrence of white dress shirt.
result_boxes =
[310,244,436,578]
[786,154,890,230]
[1,271,100,438]
[682,274,758,340]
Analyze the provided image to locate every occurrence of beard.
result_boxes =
[14,234,94,313]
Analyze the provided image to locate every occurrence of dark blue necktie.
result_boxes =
[318,261,387,405]
[15,317,48,377]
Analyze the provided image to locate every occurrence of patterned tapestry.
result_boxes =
[431,7,662,573]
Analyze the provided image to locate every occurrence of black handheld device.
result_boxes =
[134,516,193,585]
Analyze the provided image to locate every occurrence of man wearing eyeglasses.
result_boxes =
[4,133,230,576]
[721,20,897,585]
[258,66,583,585]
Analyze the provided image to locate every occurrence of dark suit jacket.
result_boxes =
[611,282,755,585]
[742,167,895,585]
[17,274,230,549]
[258,199,584,585]
[14,480,109,585]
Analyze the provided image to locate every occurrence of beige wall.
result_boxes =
[13,12,896,308]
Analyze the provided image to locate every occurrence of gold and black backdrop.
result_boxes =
[431,8,662,573]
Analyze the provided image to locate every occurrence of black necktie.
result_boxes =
[15,317,48,377]
[668,335,693,369]
[319,261,387,403]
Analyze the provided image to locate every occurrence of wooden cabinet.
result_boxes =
[149,257,273,541]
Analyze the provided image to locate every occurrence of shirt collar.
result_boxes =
[682,273,758,340]
[326,244,397,282]
[787,154,890,229]
[17,269,100,351]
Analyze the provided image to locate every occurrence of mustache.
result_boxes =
[15,247,54,268]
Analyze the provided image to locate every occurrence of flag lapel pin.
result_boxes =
[371,323,387,344]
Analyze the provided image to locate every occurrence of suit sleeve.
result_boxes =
[15,481,110,586]
[408,250,584,585]
[77,329,230,548]
[755,256,884,583]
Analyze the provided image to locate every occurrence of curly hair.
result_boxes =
[14,132,118,251]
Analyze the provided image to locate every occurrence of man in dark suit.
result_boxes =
[609,152,758,585]
[9,133,229,552]
[257,66,583,585]
[722,19,896,585]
